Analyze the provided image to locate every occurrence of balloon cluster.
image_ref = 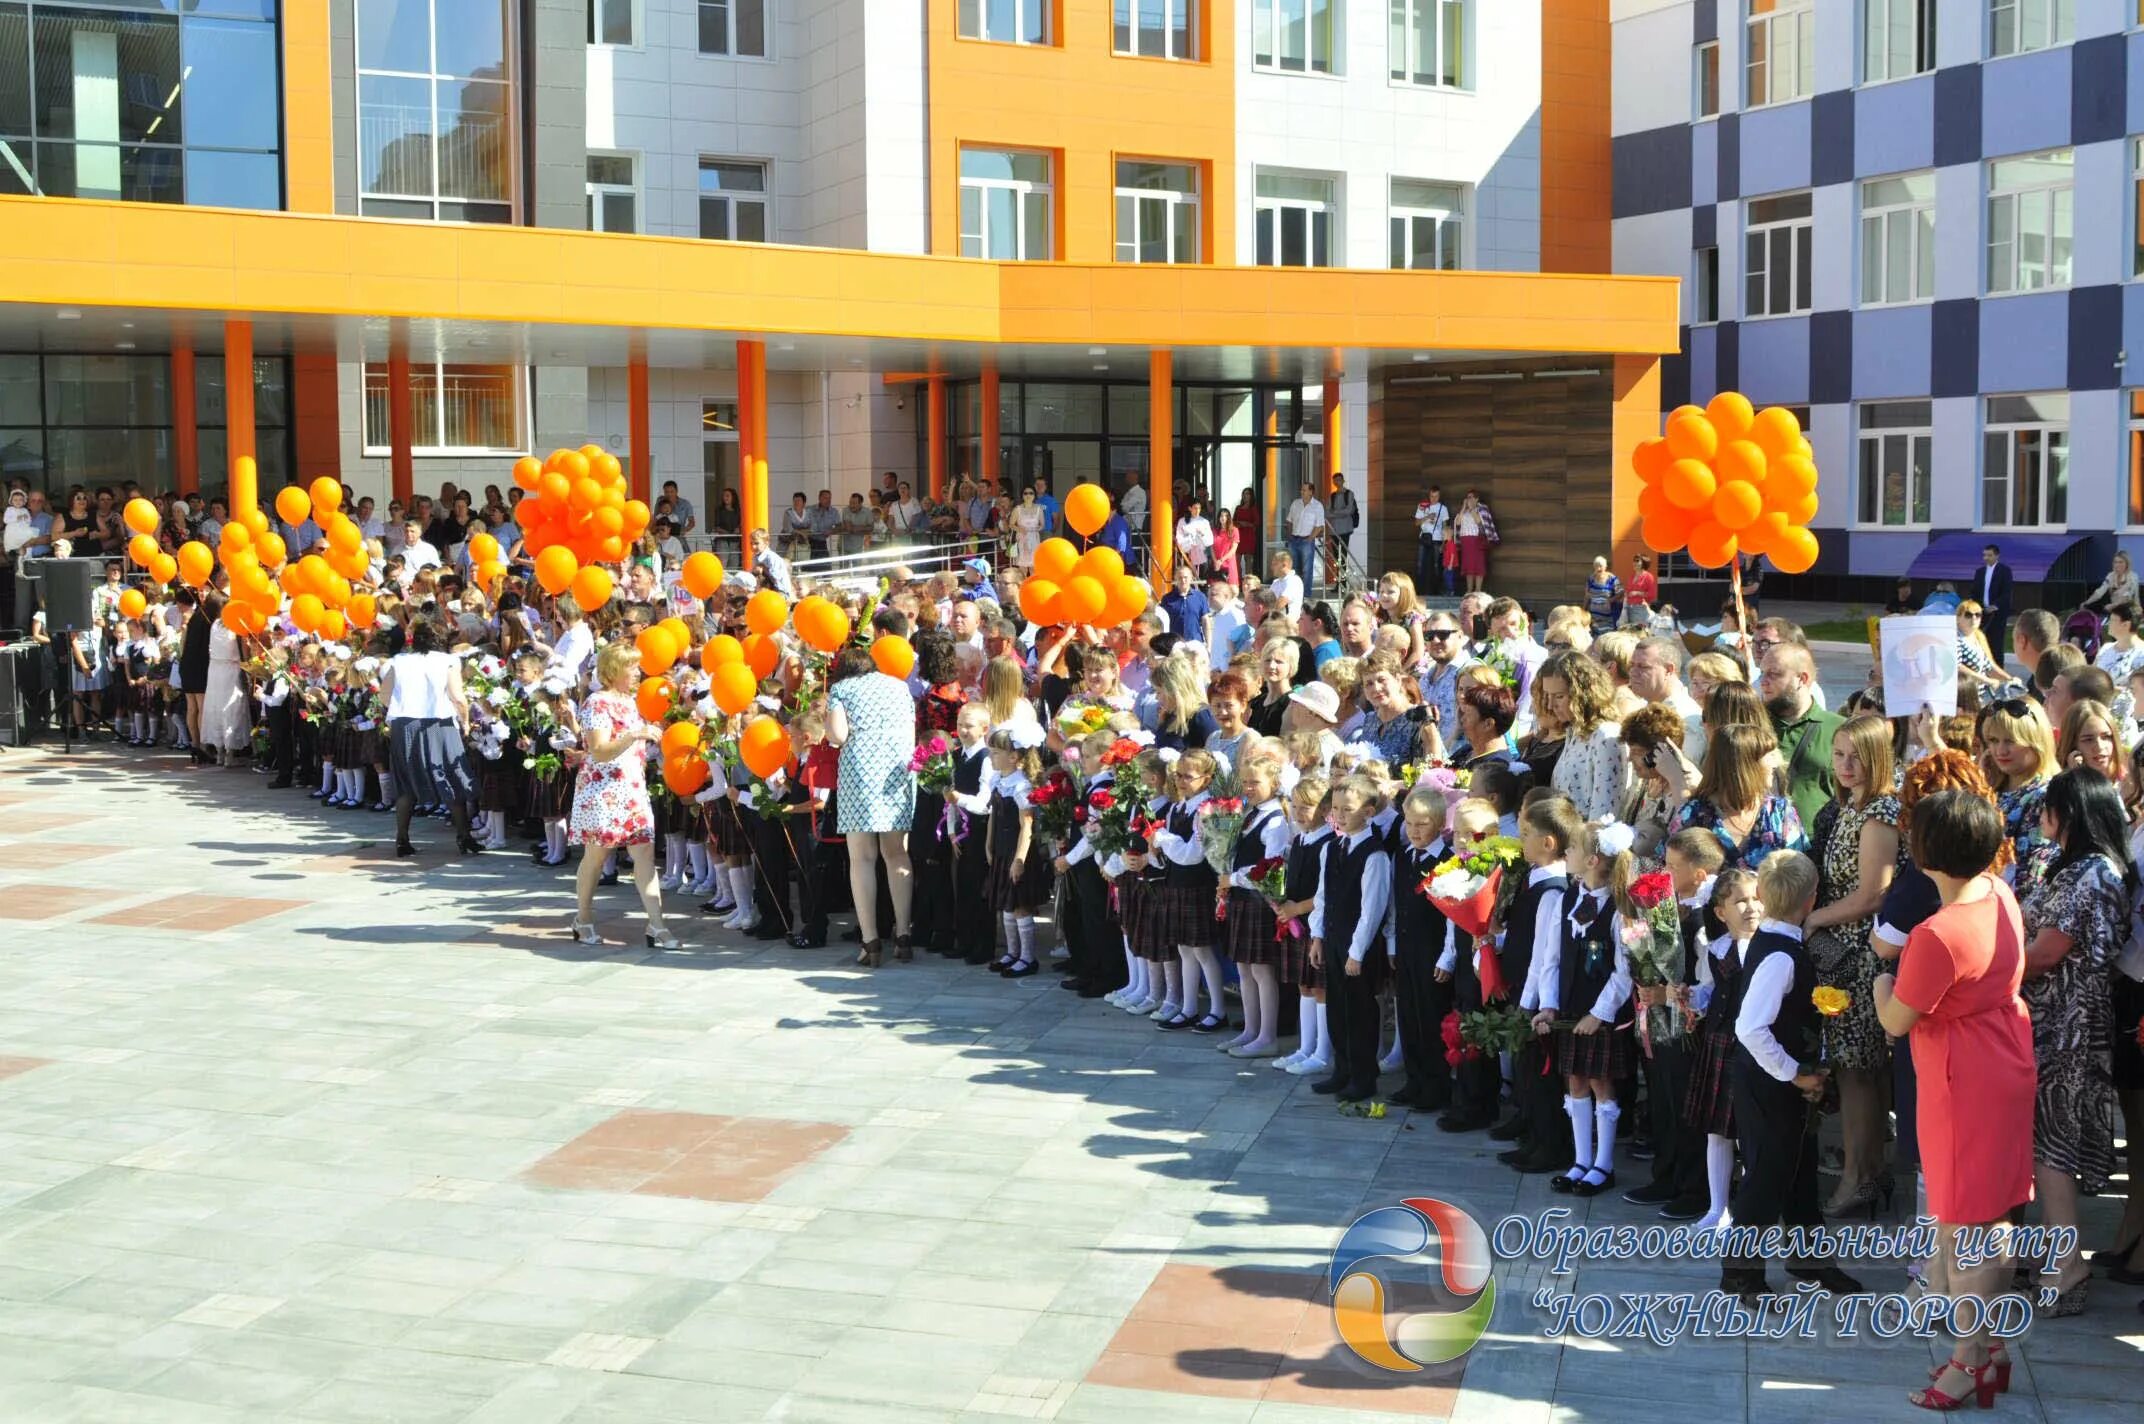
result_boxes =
[514,445,724,612]
[1632,393,1820,575]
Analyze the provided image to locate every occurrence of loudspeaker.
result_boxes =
[0,643,28,747]
[23,556,101,632]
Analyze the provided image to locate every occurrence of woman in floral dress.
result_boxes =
[2019,767,2131,1314]
[1984,698,2056,891]
[1663,722,1808,870]
[1802,713,1903,1215]
[568,642,678,949]
[1011,488,1046,571]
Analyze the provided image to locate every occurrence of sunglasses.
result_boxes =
[1989,698,2035,719]
[1424,629,1458,642]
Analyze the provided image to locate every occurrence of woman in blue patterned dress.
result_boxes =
[1982,697,2056,892]
[826,646,918,966]
[1664,721,1808,870]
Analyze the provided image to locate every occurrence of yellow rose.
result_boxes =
[1811,986,1851,1017]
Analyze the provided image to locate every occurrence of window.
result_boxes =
[1255,0,1336,74]
[585,154,636,233]
[1989,0,2071,58]
[1743,192,1813,317]
[1389,179,1463,270]
[698,0,766,57]
[698,158,767,241]
[1856,401,1932,527]
[1864,0,1935,81]
[959,148,1051,260]
[1115,161,1200,263]
[1987,149,2072,294]
[357,0,516,222]
[589,0,635,45]
[1746,0,1814,107]
[703,399,738,510]
[958,0,1047,44]
[2127,393,2144,526]
[1860,172,1934,305]
[1983,394,2068,527]
[0,1,282,209]
[2131,139,2144,278]
[1256,172,1336,267]
[1695,40,1719,119]
[1115,0,1197,59]
[1695,245,1720,323]
[1390,0,1467,88]
[363,362,523,455]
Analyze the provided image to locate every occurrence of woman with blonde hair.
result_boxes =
[1802,712,1903,1214]
[1980,696,2057,881]
[1373,570,1427,666]
[1686,650,1745,709]
[982,655,1039,731]
[1151,653,1216,751]
[1953,601,2010,706]
[2057,699,2128,784]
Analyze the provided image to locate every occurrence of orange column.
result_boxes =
[927,376,948,502]
[171,343,198,496]
[628,347,652,504]
[1322,377,1343,487]
[978,366,1000,491]
[1540,0,1612,273]
[1149,351,1173,581]
[1611,355,1663,576]
[279,0,334,213]
[223,320,256,520]
[737,339,767,541]
[387,338,415,506]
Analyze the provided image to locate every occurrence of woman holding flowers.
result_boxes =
[1874,789,2034,1410]
[1800,712,1903,1216]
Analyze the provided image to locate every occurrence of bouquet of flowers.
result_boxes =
[524,750,563,779]
[1249,855,1289,903]
[1056,702,1112,743]
[1442,1010,1484,1069]
[908,733,956,793]
[1458,1003,1536,1058]
[1028,768,1081,845]
[1620,870,1686,1049]
[1422,831,1524,939]
[1085,785,1133,859]
[1098,736,1145,771]
[1198,796,1247,877]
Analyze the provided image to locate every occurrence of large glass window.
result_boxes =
[1860,171,1935,305]
[1987,149,2072,294]
[195,355,291,492]
[1389,0,1467,88]
[1746,0,1814,107]
[1989,0,2071,58]
[362,361,523,455]
[1865,0,1935,81]
[1389,178,1462,270]
[1983,393,2068,527]
[1694,40,1719,119]
[1856,401,1932,527]
[1256,171,1335,268]
[1115,0,1197,60]
[0,1,281,208]
[959,0,1047,44]
[589,0,635,46]
[1744,191,1813,317]
[357,0,515,222]
[586,153,636,232]
[959,148,1051,260]
[1115,160,1199,264]
[698,0,766,57]
[697,158,767,241]
[1254,0,1335,74]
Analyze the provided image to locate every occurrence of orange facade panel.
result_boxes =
[1538,0,1613,275]
[280,0,334,213]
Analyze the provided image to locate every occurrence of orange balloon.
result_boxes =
[117,587,146,619]
[1705,391,1756,441]
[598,535,626,562]
[742,633,780,681]
[745,590,789,636]
[571,564,614,610]
[1661,458,1718,512]
[594,452,623,484]
[1632,438,1671,484]
[638,627,681,678]
[681,551,725,600]
[309,476,343,516]
[559,451,591,482]
[1102,574,1150,627]
[1770,454,1819,499]
[254,530,286,568]
[1769,525,1820,575]
[475,560,506,589]
[324,574,351,608]
[740,716,791,780]
[1020,578,1063,626]
[660,616,691,650]
[663,754,710,798]
[469,533,500,564]
[512,455,543,491]
[871,633,916,680]
[220,603,250,636]
[637,676,675,722]
[1059,575,1107,625]
[1749,405,1803,457]
[569,476,602,513]
[148,552,177,586]
[701,634,744,671]
[1711,479,1763,532]
[128,533,159,566]
[515,498,543,530]
[123,497,159,537]
[274,486,310,526]
[176,541,215,588]
[621,499,651,536]
[1064,483,1111,537]
[661,721,701,757]
[1782,490,1820,525]
[290,593,325,632]
[1665,411,1720,464]
[327,517,362,554]
[539,471,571,511]
[1636,483,1676,524]
[348,593,378,629]
[243,509,269,537]
[279,565,310,598]
[535,545,578,596]
[1714,439,1767,489]
[318,609,347,642]
[1740,511,1791,558]
[1686,520,1739,570]
[594,506,625,538]
[1074,546,1125,584]
[712,661,758,715]
[1666,404,1706,425]
[1032,538,1080,583]
[299,553,332,590]
[219,521,253,555]
[794,595,851,653]
[1641,504,1696,555]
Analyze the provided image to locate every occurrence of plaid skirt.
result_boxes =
[708,796,752,857]
[1557,1016,1634,1081]
[661,790,700,837]
[1122,876,1173,963]
[1279,917,1318,990]
[1152,880,1221,953]
[477,756,522,813]
[1683,1023,1738,1137]
[1223,888,1281,967]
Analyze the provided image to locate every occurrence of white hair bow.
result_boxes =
[1340,741,1379,761]
[1126,729,1155,747]
[1506,760,1532,776]
[1594,820,1636,859]
[1156,747,1181,766]
[998,722,1046,751]
[1209,750,1232,780]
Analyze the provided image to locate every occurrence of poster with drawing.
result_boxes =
[1881,615,1959,720]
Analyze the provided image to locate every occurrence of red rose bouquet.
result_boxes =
[1028,768,1081,845]
[1619,870,1686,1048]
[908,733,956,794]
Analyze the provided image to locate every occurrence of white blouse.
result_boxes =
[1551,721,1628,823]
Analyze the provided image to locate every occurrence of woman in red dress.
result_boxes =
[1876,789,2035,1412]
[1231,497,1260,581]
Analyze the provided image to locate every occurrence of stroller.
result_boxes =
[2064,607,2105,661]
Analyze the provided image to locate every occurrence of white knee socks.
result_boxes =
[1592,1099,1621,1174]
[1014,916,1036,964]
[1000,913,1019,960]
[318,762,335,794]
[685,842,709,892]
[1705,1134,1734,1222]
[1564,1097,1595,1182]
[378,771,396,807]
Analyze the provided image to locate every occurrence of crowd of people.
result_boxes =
[11,466,2144,1407]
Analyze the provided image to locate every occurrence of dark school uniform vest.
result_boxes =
[1164,801,1219,891]
[1232,805,1284,874]
[1733,930,1817,1094]
[1393,838,1450,956]
[1503,871,1569,982]
[953,746,988,801]
[1139,797,1172,885]
[1558,888,1618,1021]
[1678,901,1725,988]
[1320,833,1382,959]
[1286,827,1328,905]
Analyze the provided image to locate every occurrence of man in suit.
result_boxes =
[1978,543,2014,664]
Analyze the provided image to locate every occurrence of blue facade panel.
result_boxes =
[1738,317,1811,405]
[1852,305,1933,400]
[1979,294,2070,394]
[1982,48,2074,157]
[1739,103,1812,197]
[1853,75,1935,177]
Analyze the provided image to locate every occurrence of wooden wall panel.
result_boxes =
[1374,361,1614,612]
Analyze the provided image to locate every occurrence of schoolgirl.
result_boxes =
[1148,747,1228,1032]
[1686,859,1760,1232]
[1060,728,1128,999]
[254,645,296,786]
[1549,821,1638,1197]
[1273,772,1332,1076]
[523,672,579,867]
[1623,826,1725,1219]
[1116,747,1180,1015]
[1219,739,1295,1056]
[1308,774,1394,1102]
[700,725,759,926]
[983,722,1049,976]
[1504,794,1582,1173]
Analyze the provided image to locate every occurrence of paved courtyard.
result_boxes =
[0,746,2139,1423]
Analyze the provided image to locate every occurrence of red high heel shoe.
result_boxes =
[1926,1345,2009,1394]
[1909,1357,1996,1411]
